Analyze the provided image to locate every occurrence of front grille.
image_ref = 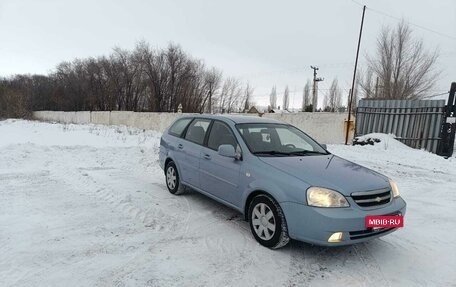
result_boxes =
[351,188,391,207]
[349,227,395,240]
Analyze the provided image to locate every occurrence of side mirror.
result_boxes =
[321,144,327,150]
[218,144,236,158]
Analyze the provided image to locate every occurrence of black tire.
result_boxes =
[165,161,186,195]
[248,194,289,249]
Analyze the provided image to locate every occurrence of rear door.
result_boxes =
[163,117,193,170]
[200,120,242,205]
[180,118,211,188]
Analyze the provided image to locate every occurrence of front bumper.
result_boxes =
[281,197,406,246]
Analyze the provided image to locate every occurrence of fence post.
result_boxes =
[436,82,456,157]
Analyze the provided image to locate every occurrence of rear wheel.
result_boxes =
[248,194,289,249]
[165,161,186,195]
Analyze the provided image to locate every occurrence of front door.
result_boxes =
[200,121,242,205]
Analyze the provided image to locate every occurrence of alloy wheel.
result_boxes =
[166,166,177,190]
[251,202,276,240]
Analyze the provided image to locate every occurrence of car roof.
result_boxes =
[183,114,283,124]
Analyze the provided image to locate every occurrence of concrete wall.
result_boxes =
[91,111,110,125]
[263,113,353,144]
[32,111,354,144]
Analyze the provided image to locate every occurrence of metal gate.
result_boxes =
[355,99,446,153]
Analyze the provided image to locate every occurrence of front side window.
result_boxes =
[169,118,192,137]
[207,121,237,151]
[236,123,328,156]
[184,119,211,145]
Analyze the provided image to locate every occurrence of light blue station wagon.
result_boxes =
[159,114,406,248]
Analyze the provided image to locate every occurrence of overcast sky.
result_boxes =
[0,0,455,108]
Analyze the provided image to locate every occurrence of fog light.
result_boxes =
[328,232,343,243]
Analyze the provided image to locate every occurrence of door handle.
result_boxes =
[203,154,211,160]
[178,144,183,149]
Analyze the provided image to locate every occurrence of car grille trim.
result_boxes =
[351,188,392,207]
[354,193,390,203]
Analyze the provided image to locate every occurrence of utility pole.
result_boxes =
[310,66,324,112]
[345,5,366,145]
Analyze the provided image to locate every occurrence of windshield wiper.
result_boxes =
[253,150,328,156]
[288,150,329,156]
[252,150,291,156]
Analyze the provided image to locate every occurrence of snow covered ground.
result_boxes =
[1,119,455,287]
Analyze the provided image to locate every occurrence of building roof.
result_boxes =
[246,106,260,114]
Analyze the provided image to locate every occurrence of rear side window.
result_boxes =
[169,118,192,137]
[184,119,211,145]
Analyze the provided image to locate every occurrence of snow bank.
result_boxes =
[329,132,455,182]
[353,133,412,150]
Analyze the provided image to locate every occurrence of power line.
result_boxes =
[237,62,356,79]
[350,0,456,41]
[422,91,449,99]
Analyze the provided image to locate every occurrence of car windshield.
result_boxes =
[236,123,329,156]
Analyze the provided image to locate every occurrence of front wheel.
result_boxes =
[165,161,186,195]
[248,194,289,249]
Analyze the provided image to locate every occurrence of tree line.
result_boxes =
[0,41,252,118]
[0,21,440,118]
[269,78,350,113]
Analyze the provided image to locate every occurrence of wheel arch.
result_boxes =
[164,155,182,177]
[164,157,173,173]
[243,190,279,221]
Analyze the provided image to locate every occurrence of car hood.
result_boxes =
[258,154,390,196]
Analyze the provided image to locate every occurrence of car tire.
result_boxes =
[248,194,289,249]
[165,161,186,195]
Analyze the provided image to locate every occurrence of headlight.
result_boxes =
[389,179,400,198]
[306,187,349,208]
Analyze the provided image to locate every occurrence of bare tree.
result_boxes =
[110,47,146,111]
[328,79,342,112]
[282,86,290,111]
[0,81,31,118]
[201,67,222,113]
[360,20,440,99]
[302,80,311,111]
[217,77,243,113]
[269,86,277,109]
[243,83,254,112]
[323,92,330,111]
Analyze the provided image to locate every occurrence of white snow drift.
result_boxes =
[1,119,455,286]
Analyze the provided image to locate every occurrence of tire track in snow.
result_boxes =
[46,152,200,285]
[7,143,260,285]
[284,241,390,286]
[351,244,390,286]
[286,243,326,286]
[45,147,180,235]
